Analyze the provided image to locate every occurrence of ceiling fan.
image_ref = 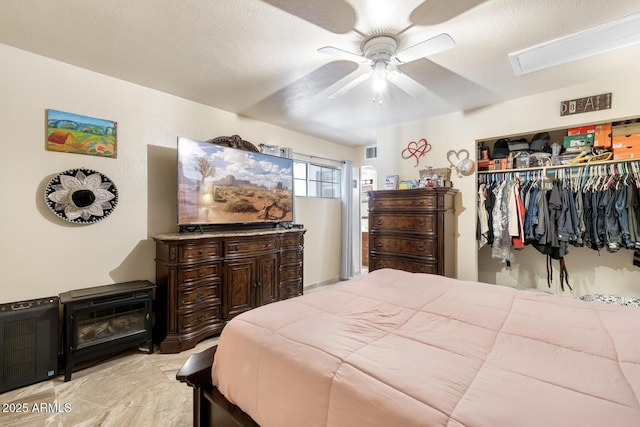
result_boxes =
[318,33,456,102]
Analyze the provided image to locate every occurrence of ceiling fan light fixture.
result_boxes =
[371,62,388,104]
[319,32,455,101]
[509,11,640,75]
[362,35,398,62]
[372,72,387,92]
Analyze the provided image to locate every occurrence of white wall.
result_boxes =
[0,44,356,303]
[377,68,640,297]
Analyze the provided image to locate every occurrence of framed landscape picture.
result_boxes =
[46,109,117,158]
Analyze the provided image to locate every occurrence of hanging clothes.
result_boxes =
[573,188,585,246]
[491,179,514,265]
[485,183,496,245]
[477,183,489,248]
[476,160,640,280]
[511,180,526,249]
[626,179,640,248]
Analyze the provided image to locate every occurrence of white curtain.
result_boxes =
[340,161,361,280]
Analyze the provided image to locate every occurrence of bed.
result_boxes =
[177,268,640,426]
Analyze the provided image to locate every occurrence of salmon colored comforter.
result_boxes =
[212,269,640,426]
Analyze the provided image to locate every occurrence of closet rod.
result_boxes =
[477,157,640,175]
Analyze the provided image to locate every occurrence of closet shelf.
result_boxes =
[477,157,640,175]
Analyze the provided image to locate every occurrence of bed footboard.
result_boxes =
[176,345,258,427]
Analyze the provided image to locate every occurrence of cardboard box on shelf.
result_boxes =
[558,153,582,164]
[593,123,612,148]
[612,148,640,160]
[563,133,594,150]
[567,125,596,136]
[612,134,640,149]
[613,138,640,159]
[564,147,590,154]
[477,159,492,171]
[612,121,640,137]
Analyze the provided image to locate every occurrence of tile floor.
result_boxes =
[0,281,341,426]
[0,336,219,427]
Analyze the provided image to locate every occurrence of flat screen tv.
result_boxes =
[177,137,294,227]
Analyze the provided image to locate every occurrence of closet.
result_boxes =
[477,120,640,297]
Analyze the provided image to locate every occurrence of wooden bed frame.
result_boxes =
[176,345,258,427]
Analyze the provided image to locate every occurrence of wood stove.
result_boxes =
[59,280,155,381]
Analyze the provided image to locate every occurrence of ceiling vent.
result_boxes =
[365,146,377,160]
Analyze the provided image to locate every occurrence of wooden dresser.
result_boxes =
[368,188,457,277]
[153,228,305,353]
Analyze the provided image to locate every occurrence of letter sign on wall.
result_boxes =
[560,93,611,116]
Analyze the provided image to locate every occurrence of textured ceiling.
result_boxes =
[1,0,640,146]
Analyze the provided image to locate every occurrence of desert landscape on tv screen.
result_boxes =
[178,139,294,225]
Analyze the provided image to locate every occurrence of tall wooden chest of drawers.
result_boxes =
[368,188,458,277]
[154,228,305,353]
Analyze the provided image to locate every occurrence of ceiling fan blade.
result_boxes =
[410,0,486,26]
[318,46,371,64]
[327,72,370,98]
[394,33,455,64]
[388,72,429,97]
[262,0,356,34]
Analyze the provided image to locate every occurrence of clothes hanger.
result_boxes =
[600,165,611,191]
[584,165,597,191]
[604,164,616,189]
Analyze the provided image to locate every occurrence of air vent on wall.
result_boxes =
[365,146,377,160]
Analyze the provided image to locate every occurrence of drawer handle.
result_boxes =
[418,244,425,251]
[418,219,426,227]
[198,269,204,277]
[198,291,203,299]
[198,249,204,255]
[287,256,293,261]
[376,218,383,226]
[376,241,384,248]
[199,315,205,321]
[235,246,240,251]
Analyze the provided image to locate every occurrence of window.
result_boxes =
[293,160,341,199]
[293,161,308,197]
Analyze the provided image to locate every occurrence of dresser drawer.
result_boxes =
[279,283,302,300]
[179,241,221,262]
[281,233,303,248]
[178,283,221,307]
[225,238,278,255]
[369,214,435,233]
[178,262,221,284]
[280,265,302,282]
[280,249,302,265]
[178,305,222,331]
[370,194,436,210]
[369,255,437,274]
[371,236,436,258]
